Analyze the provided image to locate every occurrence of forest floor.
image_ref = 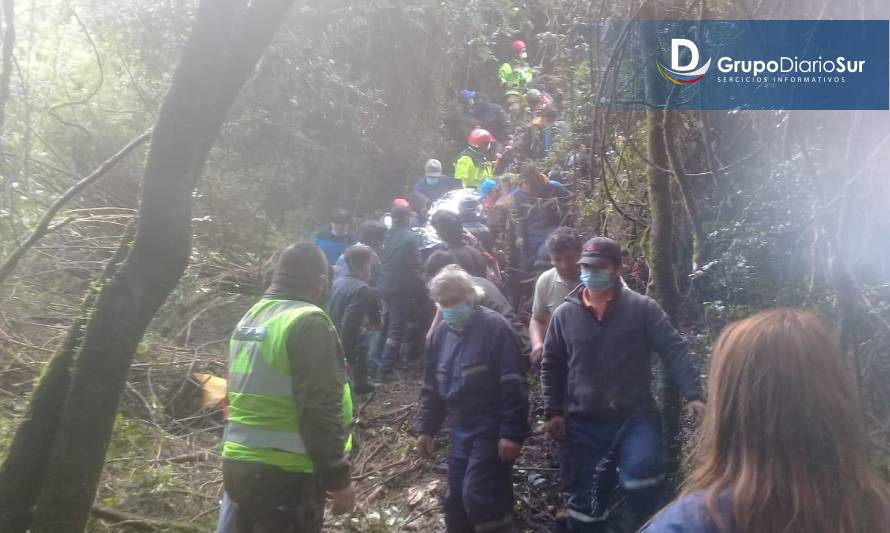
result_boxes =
[0,275,710,533]
[0,352,563,533]
[327,372,563,533]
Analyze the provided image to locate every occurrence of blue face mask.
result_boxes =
[426,176,440,186]
[442,303,473,330]
[580,268,614,293]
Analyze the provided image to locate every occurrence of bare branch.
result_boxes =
[0,130,151,286]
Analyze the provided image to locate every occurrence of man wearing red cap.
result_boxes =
[499,40,534,116]
[454,129,494,189]
[541,236,706,533]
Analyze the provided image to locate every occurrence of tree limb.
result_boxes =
[90,506,208,533]
[0,129,151,286]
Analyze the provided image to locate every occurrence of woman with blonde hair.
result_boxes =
[643,308,890,533]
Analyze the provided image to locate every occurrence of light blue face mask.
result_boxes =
[442,303,473,330]
[426,176,440,186]
[580,268,614,293]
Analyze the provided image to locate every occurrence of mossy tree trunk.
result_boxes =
[664,110,708,269]
[0,223,134,533]
[640,0,684,488]
[0,1,296,531]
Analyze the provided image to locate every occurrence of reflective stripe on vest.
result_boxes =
[223,299,352,470]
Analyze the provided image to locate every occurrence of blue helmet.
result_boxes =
[459,89,477,102]
[479,179,497,197]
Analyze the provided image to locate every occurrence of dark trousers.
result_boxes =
[348,333,371,387]
[222,460,323,533]
[445,424,515,533]
[377,291,412,373]
[565,414,663,533]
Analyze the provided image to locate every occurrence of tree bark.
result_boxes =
[0,1,296,532]
[664,110,708,269]
[0,221,135,533]
[640,0,684,488]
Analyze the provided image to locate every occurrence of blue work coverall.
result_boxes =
[418,306,530,533]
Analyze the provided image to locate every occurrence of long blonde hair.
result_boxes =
[683,308,890,533]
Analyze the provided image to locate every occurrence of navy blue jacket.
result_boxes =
[542,285,703,420]
[642,491,731,533]
[413,176,463,204]
[470,102,511,143]
[377,224,422,296]
[418,306,529,444]
[313,229,356,265]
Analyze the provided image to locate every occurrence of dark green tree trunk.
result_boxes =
[0,1,296,531]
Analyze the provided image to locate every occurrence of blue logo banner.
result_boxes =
[609,20,889,110]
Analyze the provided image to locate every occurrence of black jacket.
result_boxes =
[328,274,381,364]
[542,286,703,421]
[378,224,422,296]
[474,276,531,358]
[444,242,488,278]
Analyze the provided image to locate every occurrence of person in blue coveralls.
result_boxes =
[417,265,529,533]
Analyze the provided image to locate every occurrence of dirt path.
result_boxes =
[330,370,562,533]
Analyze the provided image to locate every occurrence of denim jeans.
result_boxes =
[565,414,664,533]
[215,491,237,533]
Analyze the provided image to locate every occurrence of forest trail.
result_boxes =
[330,374,561,533]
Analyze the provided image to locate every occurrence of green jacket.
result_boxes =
[454,148,493,189]
[498,61,534,96]
[223,298,353,490]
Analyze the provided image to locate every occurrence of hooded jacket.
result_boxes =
[542,285,703,421]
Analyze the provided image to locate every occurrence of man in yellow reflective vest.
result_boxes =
[499,40,534,116]
[454,129,494,189]
[222,243,355,532]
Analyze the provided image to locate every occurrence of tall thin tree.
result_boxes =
[0,1,296,531]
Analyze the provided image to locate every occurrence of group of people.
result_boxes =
[216,35,890,533]
[219,217,890,533]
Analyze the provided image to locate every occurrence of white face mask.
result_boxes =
[520,51,528,60]
[426,176,440,186]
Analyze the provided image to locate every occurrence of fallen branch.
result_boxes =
[352,458,410,482]
[0,129,151,286]
[357,460,421,498]
[91,506,208,532]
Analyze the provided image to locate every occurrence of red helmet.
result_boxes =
[468,129,493,147]
[512,40,527,56]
